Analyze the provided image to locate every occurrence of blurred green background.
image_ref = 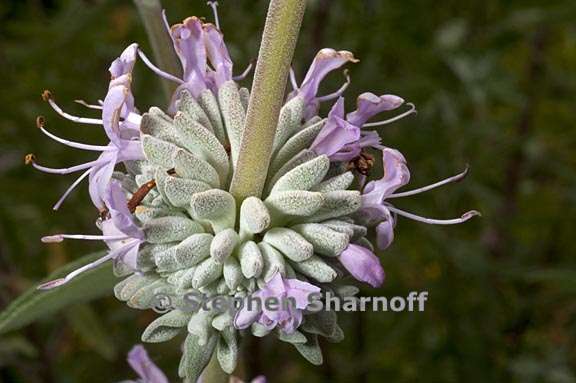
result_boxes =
[1,0,575,382]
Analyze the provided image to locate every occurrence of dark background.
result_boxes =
[1,0,575,382]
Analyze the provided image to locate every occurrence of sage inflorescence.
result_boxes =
[28,3,478,381]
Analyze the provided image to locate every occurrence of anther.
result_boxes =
[36,116,46,129]
[41,90,53,102]
[24,153,36,165]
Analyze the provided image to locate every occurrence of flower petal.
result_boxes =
[127,345,169,383]
[339,244,385,287]
[310,98,361,158]
[297,48,357,103]
[347,92,404,126]
[362,147,410,205]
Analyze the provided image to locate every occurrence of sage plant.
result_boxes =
[26,1,478,381]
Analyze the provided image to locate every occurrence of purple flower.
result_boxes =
[359,148,479,250]
[311,92,415,162]
[169,17,210,97]
[289,48,358,120]
[37,180,144,290]
[234,273,320,334]
[339,244,385,287]
[28,44,144,211]
[204,23,233,89]
[125,344,169,383]
[138,11,246,108]
[309,98,360,158]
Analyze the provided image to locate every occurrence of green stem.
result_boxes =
[229,0,307,201]
[133,0,182,102]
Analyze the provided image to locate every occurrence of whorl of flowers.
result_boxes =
[28,5,478,381]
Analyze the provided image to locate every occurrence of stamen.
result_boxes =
[387,205,481,225]
[36,116,112,152]
[388,166,469,199]
[42,90,103,125]
[41,233,129,243]
[74,99,103,110]
[363,103,417,127]
[137,50,185,85]
[28,156,102,175]
[290,68,299,91]
[316,69,351,102]
[207,1,220,30]
[52,168,92,210]
[37,254,112,290]
[232,60,255,81]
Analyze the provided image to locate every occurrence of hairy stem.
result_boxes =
[229,0,307,201]
[133,0,182,102]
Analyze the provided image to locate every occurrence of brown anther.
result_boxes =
[127,180,157,213]
[24,153,36,165]
[36,116,46,129]
[224,143,231,155]
[99,208,110,220]
[41,90,53,102]
[347,151,375,176]
[167,168,176,176]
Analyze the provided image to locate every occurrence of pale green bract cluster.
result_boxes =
[114,81,365,381]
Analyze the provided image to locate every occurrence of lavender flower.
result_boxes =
[288,48,358,120]
[359,147,479,250]
[310,92,416,162]
[339,244,385,288]
[26,44,144,211]
[124,344,168,383]
[38,180,144,290]
[234,273,320,334]
[138,8,245,105]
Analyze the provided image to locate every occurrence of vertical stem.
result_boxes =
[229,0,307,201]
[133,0,182,102]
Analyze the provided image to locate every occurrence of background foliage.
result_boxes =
[1,0,575,382]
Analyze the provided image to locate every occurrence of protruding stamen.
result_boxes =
[387,205,481,225]
[207,1,220,30]
[290,68,299,91]
[232,60,255,81]
[388,166,470,199]
[28,157,102,175]
[137,49,185,85]
[42,90,103,125]
[41,233,129,243]
[316,69,351,102]
[52,168,92,211]
[74,99,103,110]
[37,254,112,290]
[363,103,417,127]
[36,116,112,152]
